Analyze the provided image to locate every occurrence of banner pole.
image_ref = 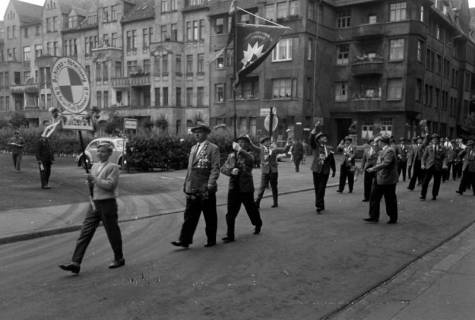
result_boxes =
[78,130,95,208]
[233,2,238,139]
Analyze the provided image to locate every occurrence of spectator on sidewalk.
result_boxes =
[364,135,398,224]
[397,137,409,182]
[420,133,447,201]
[309,127,336,214]
[171,122,220,248]
[35,136,54,189]
[336,136,356,193]
[407,136,425,190]
[59,142,124,274]
[8,130,25,171]
[221,136,262,242]
[361,138,379,202]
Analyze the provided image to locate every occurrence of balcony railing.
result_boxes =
[352,56,384,76]
[111,75,151,88]
[352,23,384,38]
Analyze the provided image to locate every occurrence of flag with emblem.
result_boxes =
[234,23,289,87]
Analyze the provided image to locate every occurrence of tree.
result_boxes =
[9,112,28,128]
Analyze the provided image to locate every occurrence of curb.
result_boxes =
[0,182,340,246]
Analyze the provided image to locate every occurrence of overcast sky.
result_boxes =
[1,0,475,22]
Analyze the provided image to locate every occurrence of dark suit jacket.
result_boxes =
[258,145,286,174]
[422,144,447,171]
[309,133,335,175]
[462,148,475,172]
[371,146,398,185]
[184,140,220,194]
[35,138,54,163]
[221,149,255,192]
[337,142,355,167]
[396,144,408,162]
[361,146,378,170]
[291,142,304,159]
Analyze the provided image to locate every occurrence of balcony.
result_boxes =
[352,23,384,39]
[111,75,151,88]
[351,55,384,76]
[112,77,129,88]
[183,0,208,11]
[350,98,382,112]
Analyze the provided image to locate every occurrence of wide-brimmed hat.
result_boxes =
[190,121,211,133]
[315,132,328,141]
[431,133,440,140]
[344,136,352,142]
[236,135,251,143]
[260,136,271,144]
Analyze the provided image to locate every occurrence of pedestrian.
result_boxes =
[309,129,336,214]
[360,138,379,202]
[420,133,447,201]
[291,138,304,172]
[171,122,220,248]
[8,130,25,171]
[252,136,286,208]
[221,136,262,242]
[35,136,54,189]
[397,137,408,182]
[59,142,124,274]
[442,138,454,182]
[336,136,355,193]
[452,138,464,180]
[456,139,475,196]
[407,136,425,190]
[364,135,398,224]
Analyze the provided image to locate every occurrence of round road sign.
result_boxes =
[264,114,278,132]
[51,57,90,114]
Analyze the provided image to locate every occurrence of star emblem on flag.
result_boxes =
[241,42,264,69]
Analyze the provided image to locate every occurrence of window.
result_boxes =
[97,91,102,108]
[277,2,287,19]
[23,46,31,62]
[161,0,169,12]
[215,18,224,34]
[162,54,169,75]
[143,59,150,74]
[103,91,109,108]
[389,2,406,22]
[176,87,181,106]
[86,65,90,80]
[435,24,440,40]
[416,79,422,102]
[336,44,349,65]
[127,60,137,75]
[186,87,193,106]
[171,0,177,10]
[197,54,204,74]
[96,62,102,81]
[163,87,168,106]
[361,122,374,140]
[171,23,177,40]
[103,7,110,23]
[265,5,276,20]
[186,21,192,41]
[420,5,425,22]
[335,82,348,101]
[336,9,351,28]
[161,25,168,41]
[290,0,299,16]
[380,118,393,136]
[103,62,109,82]
[112,33,119,48]
[176,54,182,74]
[197,87,204,106]
[193,20,199,41]
[368,15,377,24]
[154,88,160,107]
[24,27,28,38]
[154,55,160,75]
[14,72,21,85]
[308,38,313,61]
[132,30,137,51]
[216,53,225,69]
[239,77,259,99]
[54,42,59,56]
[143,28,150,52]
[272,38,293,61]
[111,5,118,21]
[186,55,193,75]
[387,79,403,100]
[272,78,295,98]
[417,40,424,62]
[215,83,225,103]
[52,17,57,31]
[389,39,404,61]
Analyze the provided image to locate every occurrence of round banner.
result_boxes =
[51,57,90,114]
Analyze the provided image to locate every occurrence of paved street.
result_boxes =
[0,151,474,319]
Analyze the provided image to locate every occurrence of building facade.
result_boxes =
[0,0,474,142]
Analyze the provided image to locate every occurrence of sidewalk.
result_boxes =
[331,213,475,320]
[0,156,346,244]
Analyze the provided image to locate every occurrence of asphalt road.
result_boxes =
[1,179,474,320]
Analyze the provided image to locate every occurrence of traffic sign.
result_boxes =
[264,114,278,132]
[51,57,90,114]
[124,118,137,130]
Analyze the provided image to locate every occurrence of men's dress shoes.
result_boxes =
[59,263,80,274]
[419,196,426,201]
[456,190,463,195]
[407,187,414,191]
[109,258,125,269]
[204,242,216,248]
[362,199,369,202]
[363,218,378,223]
[42,185,51,189]
[387,220,397,224]
[336,190,342,193]
[316,208,324,214]
[271,203,278,208]
[171,241,189,248]
[254,224,262,235]
[431,196,437,200]
[222,237,235,243]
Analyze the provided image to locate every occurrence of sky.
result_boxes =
[0,0,475,20]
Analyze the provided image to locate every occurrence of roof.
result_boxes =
[11,0,43,25]
[121,0,154,24]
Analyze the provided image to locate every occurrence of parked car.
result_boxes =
[76,137,127,169]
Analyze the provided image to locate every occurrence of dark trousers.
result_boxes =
[338,164,354,192]
[458,170,475,194]
[39,161,52,187]
[443,162,453,182]
[179,192,217,245]
[313,172,329,210]
[420,167,443,199]
[293,157,302,172]
[408,160,423,189]
[398,160,407,181]
[226,191,262,238]
[369,184,398,222]
[256,172,278,205]
[72,199,123,264]
[453,162,463,180]
[363,171,376,201]
[12,152,22,170]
